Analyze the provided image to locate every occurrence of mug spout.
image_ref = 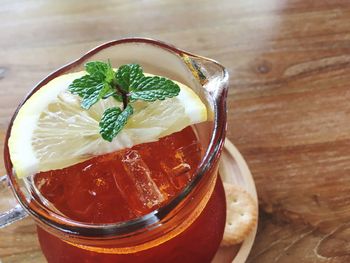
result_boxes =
[181,54,229,99]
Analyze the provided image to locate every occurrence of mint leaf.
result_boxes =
[115,64,144,92]
[69,61,117,109]
[85,61,114,82]
[99,105,133,142]
[130,76,180,101]
[68,75,101,97]
[81,83,112,110]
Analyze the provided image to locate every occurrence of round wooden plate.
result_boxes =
[212,138,258,263]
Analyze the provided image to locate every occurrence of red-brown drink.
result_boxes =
[34,126,226,263]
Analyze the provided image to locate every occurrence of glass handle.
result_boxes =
[0,175,27,228]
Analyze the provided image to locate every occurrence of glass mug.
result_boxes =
[0,38,229,263]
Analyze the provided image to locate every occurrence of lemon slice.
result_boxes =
[9,72,207,178]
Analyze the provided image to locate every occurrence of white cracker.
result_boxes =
[221,183,258,246]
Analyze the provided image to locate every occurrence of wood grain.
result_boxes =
[1,0,350,262]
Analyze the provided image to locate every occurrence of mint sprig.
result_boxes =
[68,61,180,142]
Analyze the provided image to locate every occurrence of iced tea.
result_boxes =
[34,126,226,262]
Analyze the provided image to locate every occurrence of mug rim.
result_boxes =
[4,37,229,238]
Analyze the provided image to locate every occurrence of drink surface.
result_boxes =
[34,126,201,223]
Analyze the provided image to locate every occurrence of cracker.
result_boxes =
[221,183,258,246]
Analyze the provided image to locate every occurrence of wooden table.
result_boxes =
[1,0,350,262]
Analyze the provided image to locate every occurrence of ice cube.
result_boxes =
[175,141,202,162]
[171,163,191,176]
[160,141,201,189]
[114,149,165,215]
